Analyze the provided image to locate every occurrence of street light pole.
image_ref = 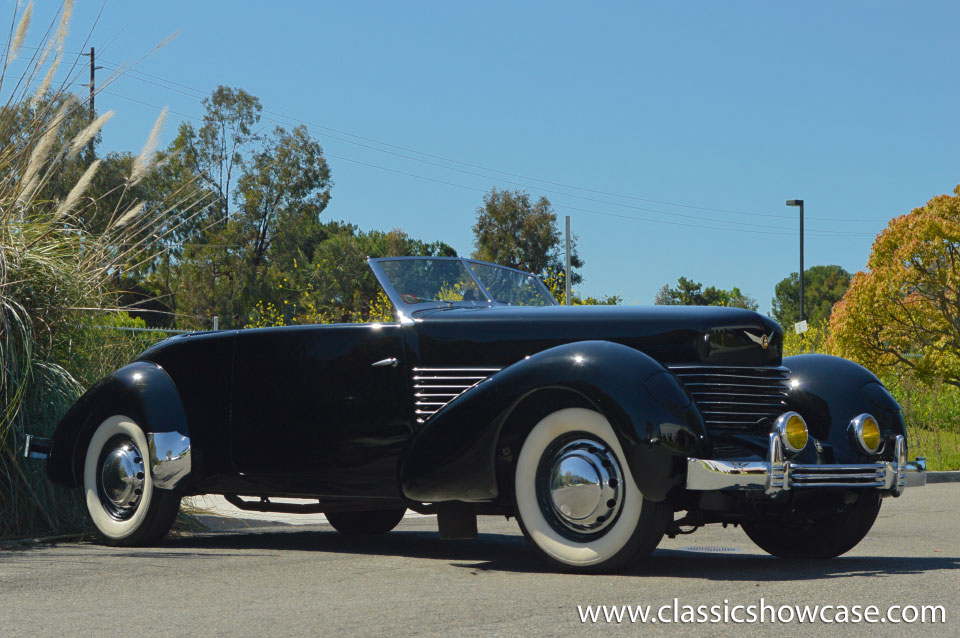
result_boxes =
[786,199,805,323]
[564,216,571,306]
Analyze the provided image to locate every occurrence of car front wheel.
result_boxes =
[742,491,882,559]
[83,415,181,546]
[513,407,670,573]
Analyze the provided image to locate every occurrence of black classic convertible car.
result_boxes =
[26,256,926,572]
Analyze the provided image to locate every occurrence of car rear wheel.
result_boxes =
[513,407,670,573]
[325,508,407,534]
[742,491,882,559]
[83,415,181,546]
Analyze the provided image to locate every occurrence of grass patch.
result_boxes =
[0,3,208,540]
[907,427,960,472]
[886,374,960,470]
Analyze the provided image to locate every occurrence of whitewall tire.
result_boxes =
[83,415,181,545]
[513,408,669,572]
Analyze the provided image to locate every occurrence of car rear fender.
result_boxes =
[399,340,705,504]
[46,361,190,489]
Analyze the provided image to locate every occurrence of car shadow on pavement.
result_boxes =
[160,527,960,580]
[165,527,537,564]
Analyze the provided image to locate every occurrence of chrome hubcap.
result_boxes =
[98,436,145,520]
[541,437,624,537]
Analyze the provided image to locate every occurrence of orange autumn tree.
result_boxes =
[829,185,960,389]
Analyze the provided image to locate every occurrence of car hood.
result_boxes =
[412,304,783,368]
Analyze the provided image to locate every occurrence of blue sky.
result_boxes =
[17,1,960,315]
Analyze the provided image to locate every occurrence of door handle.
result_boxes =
[371,357,398,368]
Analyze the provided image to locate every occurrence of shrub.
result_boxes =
[0,3,205,539]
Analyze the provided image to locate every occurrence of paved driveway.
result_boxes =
[2,484,958,637]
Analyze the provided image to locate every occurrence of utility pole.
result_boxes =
[81,47,102,160]
[564,215,571,306]
[786,199,805,325]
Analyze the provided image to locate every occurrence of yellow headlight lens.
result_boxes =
[860,416,881,452]
[784,414,808,452]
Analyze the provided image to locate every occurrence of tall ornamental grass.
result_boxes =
[0,1,209,539]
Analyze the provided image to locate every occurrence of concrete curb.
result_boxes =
[927,471,960,483]
[191,514,293,532]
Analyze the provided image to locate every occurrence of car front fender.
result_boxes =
[399,340,705,504]
[785,354,907,463]
[46,361,191,489]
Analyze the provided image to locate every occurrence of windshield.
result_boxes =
[376,259,488,305]
[465,261,555,307]
[369,257,556,311]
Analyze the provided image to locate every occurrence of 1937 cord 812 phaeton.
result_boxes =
[26,257,927,573]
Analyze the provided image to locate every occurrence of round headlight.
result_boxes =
[774,411,808,454]
[849,413,882,453]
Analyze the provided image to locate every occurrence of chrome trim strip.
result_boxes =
[668,365,792,371]
[693,392,790,399]
[791,472,885,480]
[792,481,886,489]
[413,366,502,422]
[697,400,788,406]
[668,364,791,433]
[147,431,191,490]
[893,435,907,496]
[687,434,926,494]
[702,409,783,416]
[413,367,502,372]
[414,377,490,381]
[681,382,789,388]
[415,383,476,388]
[674,373,789,381]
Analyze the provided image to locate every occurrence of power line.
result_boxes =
[97,59,882,225]
[101,89,875,239]
[327,152,871,238]
[100,85,874,235]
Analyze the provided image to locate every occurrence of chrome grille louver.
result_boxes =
[668,365,791,432]
[413,367,501,422]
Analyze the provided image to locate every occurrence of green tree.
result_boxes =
[771,265,851,327]
[238,126,332,267]
[472,187,583,284]
[167,85,262,226]
[654,277,758,310]
[255,223,456,325]
[543,269,620,305]
[829,186,960,388]
[0,95,202,328]
[166,90,333,329]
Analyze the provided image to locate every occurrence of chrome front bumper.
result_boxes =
[687,434,926,497]
[24,432,191,491]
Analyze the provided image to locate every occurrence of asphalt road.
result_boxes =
[2,484,959,638]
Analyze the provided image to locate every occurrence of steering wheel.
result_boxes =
[400,293,421,304]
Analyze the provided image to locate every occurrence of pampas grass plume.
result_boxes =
[31,0,72,105]
[9,1,33,63]
[130,106,167,185]
[112,200,143,229]
[68,110,114,159]
[54,159,100,221]
[17,98,72,203]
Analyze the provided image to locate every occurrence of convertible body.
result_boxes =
[28,256,927,572]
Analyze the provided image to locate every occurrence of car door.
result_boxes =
[229,323,410,498]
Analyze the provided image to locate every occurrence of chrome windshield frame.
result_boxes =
[367,256,557,315]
